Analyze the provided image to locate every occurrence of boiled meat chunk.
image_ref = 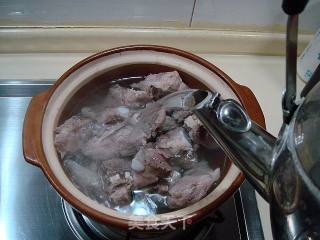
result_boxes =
[153,181,169,194]
[64,160,100,189]
[83,124,147,161]
[55,116,93,157]
[103,84,152,108]
[106,172,133,206]
[159,116,177,132]
[132,148,171,188]
[184,161,220,179]
[100,158,133,206]
[184,114,202,141]
[133,102,166,138]
[131,71,188,97]
[109,185,132,206]
[171,150,198,169]
[171,110,191,123]
[167,161,220,209]
[63,160,110,203]
[83,103,166,161]
[184,114,219,150]
[167,175,213,209]
[101,158,132,176]
[156,127,193,156]
[98,106,131,124]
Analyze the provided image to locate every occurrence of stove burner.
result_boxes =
[62,199,224,240]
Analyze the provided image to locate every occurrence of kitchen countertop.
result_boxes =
[0,52,305,240]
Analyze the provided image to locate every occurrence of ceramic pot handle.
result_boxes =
[23,90,51,168]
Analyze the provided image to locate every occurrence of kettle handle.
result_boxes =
[22,89,51,168]
[282,0,309,15]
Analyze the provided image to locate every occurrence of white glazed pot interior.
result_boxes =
[42,50,242,222]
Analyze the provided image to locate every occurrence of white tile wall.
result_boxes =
[192,0,320,33]
[0,0,319,32]
[0,0,195,27]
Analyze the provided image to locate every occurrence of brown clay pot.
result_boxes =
[23,45,265,231]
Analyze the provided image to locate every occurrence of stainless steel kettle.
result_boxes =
[181,79,320,240]
[163,0,320,239]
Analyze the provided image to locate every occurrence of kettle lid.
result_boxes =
[293,82,320,190]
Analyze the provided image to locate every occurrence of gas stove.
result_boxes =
[0,80,264,240]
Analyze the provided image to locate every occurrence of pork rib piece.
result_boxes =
[133,102,166,138]
[103,84,152,108]
[63,160,111,203]
[131,71,188,98]
[171,110,192,123]
[100,158,134,206]
[109,185,132,206]
[83,124,146,161]
[167,162,220,209]
[64,160,100,190]
[101,158,132,176]
[106,172,133,206]
[184,114,219,150]
[159,116,177,132]
[55,116,95,158]
[132,148,172,188]
[83,103,166,161]
[156,127,193,156]
[167,175,214,209]
[82,106,132,124]
[184,115,202,141]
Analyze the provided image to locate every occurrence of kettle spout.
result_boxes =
[183,90,277,201]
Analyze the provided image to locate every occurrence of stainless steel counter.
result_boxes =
[0,82,76,239]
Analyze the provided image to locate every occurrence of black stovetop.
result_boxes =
[0,80,264,240]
